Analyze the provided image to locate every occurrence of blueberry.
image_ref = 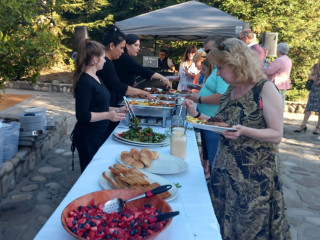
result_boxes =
[89,222,96,227]
[125,214,130,218]
[135,219,139,222]
[95,216,99,219]
[156,209,161,213]
[144,204,148,207]
[78,224,84,229]
[130,220,135,226]
[93,204,97,208]
[83,232,88,237]
[114,230,118,234]
[79,205,83,209]
[106,234,111,239]
[134,228,139,234]
[121,212,125,217]
[118,219,121,223]
[148,226,153,229]
[130,230,135,236]
[72,220,76,225]
[102,222,106,226]
[141,231,146,237]
[112,218,117,222]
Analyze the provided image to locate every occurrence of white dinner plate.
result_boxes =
[112,136,169,147]
[99,170,178,202]
[185,82,201,90]
[113,129,170,147]
[189,121,236,133]
[117,153,188,175]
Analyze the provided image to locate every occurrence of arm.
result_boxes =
[167,58,176,72]
[151,72,172,88]
[223,81,283,144]
[187,92,222,105]
[264,58,281,76]
[183,99,210,120]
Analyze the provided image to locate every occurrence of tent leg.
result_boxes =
[153,38,157,56]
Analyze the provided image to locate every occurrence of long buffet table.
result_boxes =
[35,123,221,239]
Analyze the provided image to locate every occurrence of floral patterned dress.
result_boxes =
[209,79,291,240]
[306,64,320,113]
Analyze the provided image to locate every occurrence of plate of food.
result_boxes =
[113,127,170,147]
[186,116,236,133]
[168,89,191,96]
[100,163,178,202]
[117,148,188,174]
[185,82,202,90]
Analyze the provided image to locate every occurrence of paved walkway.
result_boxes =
[0,89,319,240]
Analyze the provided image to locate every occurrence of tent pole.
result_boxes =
[153,36,157,56]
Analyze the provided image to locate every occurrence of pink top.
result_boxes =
[264,55,292,90]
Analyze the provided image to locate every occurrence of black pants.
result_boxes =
[72,123,108,172]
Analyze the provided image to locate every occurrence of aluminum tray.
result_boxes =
[122,99,175,117]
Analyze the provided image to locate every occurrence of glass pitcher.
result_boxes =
[170,127,187,159]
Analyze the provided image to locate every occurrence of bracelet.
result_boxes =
[193,111,201,118]
[198,97,202,104]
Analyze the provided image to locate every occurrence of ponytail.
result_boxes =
[73,39,105,93]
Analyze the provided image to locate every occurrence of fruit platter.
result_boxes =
[61,189,174,240]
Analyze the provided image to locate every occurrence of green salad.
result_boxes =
[119,126,167,143]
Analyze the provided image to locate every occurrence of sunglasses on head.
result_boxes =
[217,43,230,53]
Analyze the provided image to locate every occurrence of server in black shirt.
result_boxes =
[113,34,172,89]
[72,39,127,172]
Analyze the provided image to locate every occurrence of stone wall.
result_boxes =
[0,116,67,199]
[5,81,72,94]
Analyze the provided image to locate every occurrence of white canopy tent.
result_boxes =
[115,1,249,42]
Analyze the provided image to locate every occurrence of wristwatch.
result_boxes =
[198,97,202,104]
[193,111,201,118]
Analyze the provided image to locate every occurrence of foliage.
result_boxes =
[206,0,320,100]
[58,0,114,51]
[0,0,60,84]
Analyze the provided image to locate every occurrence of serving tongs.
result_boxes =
[123,96,139,130]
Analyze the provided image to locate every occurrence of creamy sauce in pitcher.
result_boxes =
[170,127,186,159]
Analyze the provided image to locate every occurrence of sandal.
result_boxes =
[293,125,307,133]
[313,127,320,135]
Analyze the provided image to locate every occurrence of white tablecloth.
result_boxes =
[35,124,221,240]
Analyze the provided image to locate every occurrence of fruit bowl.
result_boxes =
[61,189,173,240]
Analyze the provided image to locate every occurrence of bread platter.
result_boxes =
[117,149,188,175]
[99,164,178,202]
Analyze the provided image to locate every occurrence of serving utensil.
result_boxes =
[103,185,172,214]
[125,211,180,230]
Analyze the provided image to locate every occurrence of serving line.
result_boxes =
[35,124,221,240]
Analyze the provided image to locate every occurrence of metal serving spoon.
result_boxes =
[103,185,172,214]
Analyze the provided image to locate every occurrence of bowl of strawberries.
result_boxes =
[61,189,174,240]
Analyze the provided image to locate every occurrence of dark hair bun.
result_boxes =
[126,34,139,45]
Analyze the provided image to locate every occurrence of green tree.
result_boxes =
[0,0,60,85]
[206,0,320,100]
[58,0,114,52]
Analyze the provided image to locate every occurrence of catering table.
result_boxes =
[35,124,221,240]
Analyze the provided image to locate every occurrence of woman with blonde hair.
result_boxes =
[294,56,320,134]
[71,39,127,172]
[184,38,291,239]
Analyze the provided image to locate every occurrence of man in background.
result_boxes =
[158,49,175,72]
[239,29,265,64]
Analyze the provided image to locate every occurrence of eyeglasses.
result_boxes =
[217,43,230,53]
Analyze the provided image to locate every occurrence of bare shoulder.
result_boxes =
[261,80,279,96]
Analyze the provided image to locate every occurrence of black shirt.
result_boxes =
[75,73,110,129]
[97,57,128,106]
[113,52,155,86]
